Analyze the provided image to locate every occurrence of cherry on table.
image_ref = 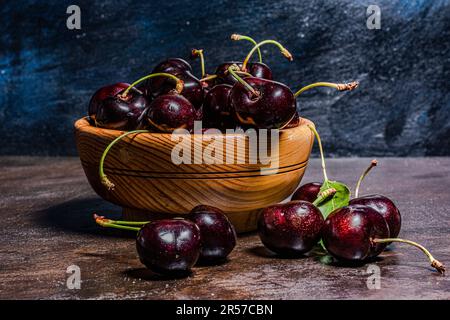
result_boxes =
[257,200,324,256]
[349,159,401,238]
[291,182,322,203]
[188,205,237,264]
[136,219,201,276]
[322,205,445,274]
[349,195,401,238]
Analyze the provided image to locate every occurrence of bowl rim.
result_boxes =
[74,117,314,137]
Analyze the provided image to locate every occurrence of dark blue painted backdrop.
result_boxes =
[0,0,449,156]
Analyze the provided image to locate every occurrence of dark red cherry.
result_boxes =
[188,205,237,263]
[248,62,273,80]
[152,58,193,74]
[230,77,296,129]
[202,84,235,129]
[136,219,201,276]
[257,201,324,256]
[215,61,272,85]
[322,205,389,261]
[291,182,322,203]
[147,71,204,110]
[89,85,148,130]
[349,195,401,238]
[88,83,129,118]
[146,92,196,132]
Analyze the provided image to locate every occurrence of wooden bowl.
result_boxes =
[75,117,315,233]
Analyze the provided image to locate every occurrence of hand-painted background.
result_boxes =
[0,0,449,156]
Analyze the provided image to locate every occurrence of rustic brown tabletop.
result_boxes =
[0,157,449,299]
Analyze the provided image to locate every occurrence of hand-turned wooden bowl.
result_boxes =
[75,117,315,233]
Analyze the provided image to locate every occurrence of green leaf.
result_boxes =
[316,180,350,219]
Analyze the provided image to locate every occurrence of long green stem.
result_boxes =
[99,130,149,190]
[294,81,359,98]
[192,49,206,78]
[228,66,259,96]
[111,220,149,226]
[230,34,262,63]
[312,188,337,206]
[236,71,253,77]
[307,125,328,181]
[122,73,183,97]
[355,159,378,198]
[93,213,149,225]
[373,238,446,275]
[97,222,140,232]
[242,40,293,71]
[200,74,218,82]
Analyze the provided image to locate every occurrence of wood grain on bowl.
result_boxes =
[75,118,315,232]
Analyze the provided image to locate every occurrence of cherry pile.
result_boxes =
[95,205,236,276]
[90,34,445,278]
[262,128,445,275]
[87,34,358,133]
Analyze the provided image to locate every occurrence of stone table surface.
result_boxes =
[0,156,449,300]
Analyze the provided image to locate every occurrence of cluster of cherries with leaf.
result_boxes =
[88,34,358,133]
[95,135,446,278]
[259,129,445,276]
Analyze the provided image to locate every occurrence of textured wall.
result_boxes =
[0,0,449,156]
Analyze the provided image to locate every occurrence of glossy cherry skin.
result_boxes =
[284,111,300,129]
[188,205,237,263]
[146,92,196,132]
[230,77,296,129]
[138,58,192,99]
[152,58,193,74]
[349,195,401,238]
[136,219,201,276]
[258,201,324,256]
[147,71,204,110]
[291,182,322,203]
[88,82,129,117]
[215,61,273,85]
[202,84,235,129]
[89,86,148,130]
[322,205,390,262]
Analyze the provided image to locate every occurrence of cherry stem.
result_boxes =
[99,130,149,190]
[313,188,337,206]
[228,66,259,97]
[354,159,378,198]
[294,81,359,98]
[236,70,253,77]
[307,125,329,182]
[93,214,148,226]
[200,74,217,82]
[373,238,446,275]
[192,49,206,78]
[94,214,141,232]
[242,40,293,72]
[121,73,183,97]
[230,34,262,63]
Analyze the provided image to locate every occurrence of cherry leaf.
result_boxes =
[316,180,350,219]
